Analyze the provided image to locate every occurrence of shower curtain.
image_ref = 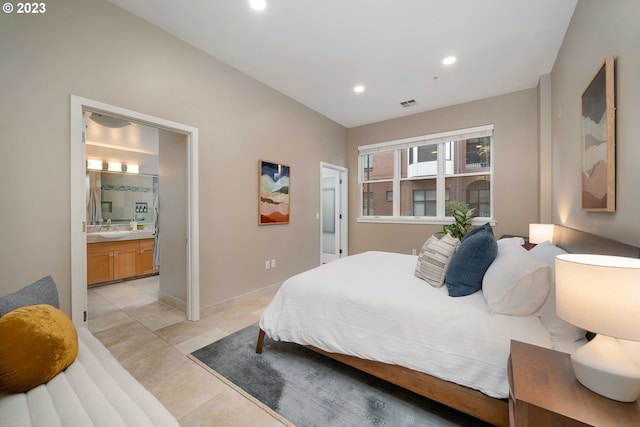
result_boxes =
[153,181,160,271]
[87,172,102,225]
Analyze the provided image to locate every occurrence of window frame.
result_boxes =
[357,125,495,225]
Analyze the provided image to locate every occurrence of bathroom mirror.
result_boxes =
[87,171,158,225]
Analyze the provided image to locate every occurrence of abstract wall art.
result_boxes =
[581,55,615,212]
[259,160,290,225]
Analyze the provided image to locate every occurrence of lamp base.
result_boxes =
[571,334,640,402]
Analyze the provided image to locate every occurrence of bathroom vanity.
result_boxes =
[85,169,159,286]
[87,237,156,286]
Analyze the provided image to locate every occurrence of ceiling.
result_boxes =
[85,112,159,154]
[107,0,577,128]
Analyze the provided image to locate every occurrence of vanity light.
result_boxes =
[126,164,139,174]
[107,161,122,172]
[354,85,365,93]
[249,0,266,11]
[87,159,103,170]
[443,56,457,65]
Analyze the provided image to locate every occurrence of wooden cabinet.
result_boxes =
[113,241,139,280]
[138,238,155,275]
[87,244,114,285]
[508,340,640,427]
[87,239,156,286]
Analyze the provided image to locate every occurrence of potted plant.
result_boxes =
[438,201,475,240]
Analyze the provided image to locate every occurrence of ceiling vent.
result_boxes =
[400,99,417,108]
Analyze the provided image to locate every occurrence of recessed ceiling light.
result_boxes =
[354,85,365,93]
[249,0,266,11]
[442,56,457,65]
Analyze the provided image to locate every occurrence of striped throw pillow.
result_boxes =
[415,234,461,287]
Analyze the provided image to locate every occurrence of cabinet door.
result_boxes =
[113,241,140,280]
[139,238,155,275]
[87,245,113,285]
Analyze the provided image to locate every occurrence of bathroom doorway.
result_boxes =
[320,162,348,264]
[70,95,200,324]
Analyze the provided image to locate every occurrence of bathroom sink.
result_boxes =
[96,231,131,238]
[85,229,153,243]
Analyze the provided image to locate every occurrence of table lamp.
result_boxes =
[529,223,555,245]
[555,254,640,402]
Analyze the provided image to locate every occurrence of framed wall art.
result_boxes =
[581,55,615,212]
[259,160,290,225]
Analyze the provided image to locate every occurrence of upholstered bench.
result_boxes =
[0,277,179,426]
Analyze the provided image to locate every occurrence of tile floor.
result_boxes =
[88,275,286,426]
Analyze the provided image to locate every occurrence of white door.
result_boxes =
[320,163,347,264]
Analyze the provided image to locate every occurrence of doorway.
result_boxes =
[70,95,200,324]
[320,162,348,264]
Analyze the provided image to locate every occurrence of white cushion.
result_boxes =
[530,241,586,342]
[415,234,460,288]
[482,238,552,315]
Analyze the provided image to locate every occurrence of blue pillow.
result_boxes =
[445,223,497,297]
[0,276,59,316]
[460,222,489,241]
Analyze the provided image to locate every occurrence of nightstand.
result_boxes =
[508,340,640,427]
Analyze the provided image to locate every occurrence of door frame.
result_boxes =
[70,95,200,324]
[319,162,348,264]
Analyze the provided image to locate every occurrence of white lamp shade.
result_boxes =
[556,253,640,402]
[529,223,554,244]
[555,254,640,341]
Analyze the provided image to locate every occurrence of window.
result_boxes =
[362,191,373,215]
[467,180,491,217]
[363,153,374,171]
[358,125,493,224]
[412,189,434,216]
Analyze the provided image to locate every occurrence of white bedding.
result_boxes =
[0,327,179,427]
[260,251,555,399]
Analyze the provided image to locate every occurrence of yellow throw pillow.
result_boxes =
[0,304,78,393]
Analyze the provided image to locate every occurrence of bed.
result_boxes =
[256,225,640,427]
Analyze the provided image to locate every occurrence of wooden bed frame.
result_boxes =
[255,225,640,427]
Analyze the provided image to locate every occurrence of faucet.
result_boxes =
[100,219,111,231]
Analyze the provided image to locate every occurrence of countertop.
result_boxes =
[85,229,155,244]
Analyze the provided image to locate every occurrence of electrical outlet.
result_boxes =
[271,259,276,268]
[412,248,417,255]
[265,260,270,270]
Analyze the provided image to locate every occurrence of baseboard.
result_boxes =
[199,281,283,317]
[159,292,186,312]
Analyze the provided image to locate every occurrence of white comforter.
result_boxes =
[260,251,554,399]
[0,327,179,427]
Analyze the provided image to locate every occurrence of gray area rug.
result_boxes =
[191,323,492,427]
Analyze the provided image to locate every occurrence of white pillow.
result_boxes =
[415,234,460,288]
[530,241,586,342]
[482,238,552,315]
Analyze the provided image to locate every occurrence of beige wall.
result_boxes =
[158,129,187,306]
[0,0,346,315]
[550,0,640,246]
[347,89,539,255]
[537,73,553,223]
